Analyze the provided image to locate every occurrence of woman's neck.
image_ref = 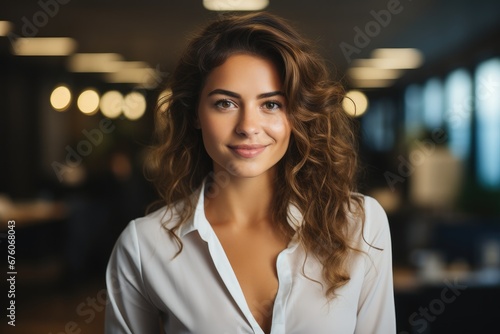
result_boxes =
[204,172,275,229]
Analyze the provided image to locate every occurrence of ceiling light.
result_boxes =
[352,57,423,70]
[0,21,13,36]
[347,67,402,81]
[349,79,395,88]
[113,61,150,69]
[370,48,424,69]
[12,37,77,56]
[104,67,156,86]
[67,53,124,72]
[203,0,268,11]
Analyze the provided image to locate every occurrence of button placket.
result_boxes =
[270,247,294,334]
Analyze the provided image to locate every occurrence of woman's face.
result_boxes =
[197,53,291,179]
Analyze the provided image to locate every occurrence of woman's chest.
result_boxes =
[143,235,364,334]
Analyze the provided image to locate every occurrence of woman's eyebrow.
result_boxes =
[207,89,284,99]
[257,91,285,99]
[207,89,240,98]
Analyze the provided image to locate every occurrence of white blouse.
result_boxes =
[105,182,396,334]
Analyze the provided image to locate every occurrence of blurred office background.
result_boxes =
[1,0,500,333]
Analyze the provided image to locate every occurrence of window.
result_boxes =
[423,77,444,129]
[404,84,423,137]
[475,58,500,188]
[444,68,472,160]
[362,98,395,151]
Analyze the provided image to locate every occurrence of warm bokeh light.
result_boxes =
[100,90,124,119]
[157,89,172,113]
[104,67,156,86]
[342,90,369,117]
[12,37,77,56]
[122,92,146,120]
[351,49,423,70]
[50,85,72,111]
[0,21,13,36]
[349,79,395,89]
[67,53,123,73]
[371,48,424,68]
[347,67,402,81]
[203,0,268,11]
[348,48,423,88]
[77,89,100,115]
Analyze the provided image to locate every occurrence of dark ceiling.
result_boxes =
[2,0,500,82]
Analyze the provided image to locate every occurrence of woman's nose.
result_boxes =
[235,108,260,137]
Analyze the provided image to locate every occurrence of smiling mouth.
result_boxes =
[228,145,267,158]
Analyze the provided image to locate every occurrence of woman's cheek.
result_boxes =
[266,114,291,137]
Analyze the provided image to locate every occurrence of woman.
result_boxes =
[105,12,395,334]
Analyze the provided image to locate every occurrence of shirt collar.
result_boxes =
[177,180,206,238]
[287,203,304,231]
[177,178,305,241]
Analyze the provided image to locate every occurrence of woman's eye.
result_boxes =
[263,101,282,110]
[215,99,236,109]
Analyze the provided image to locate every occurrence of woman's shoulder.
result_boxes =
[133,205,172,231]
[349,194,391,249]
[115,203,184,251]
[349,193,388,224]
[362,195,391,247]
[362,195,388,223]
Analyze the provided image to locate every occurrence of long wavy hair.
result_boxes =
[146,12,365,298]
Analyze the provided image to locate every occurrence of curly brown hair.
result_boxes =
[146,12,365,298]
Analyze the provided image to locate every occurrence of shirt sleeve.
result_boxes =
[105,220,161,334]
[355,197,396,334]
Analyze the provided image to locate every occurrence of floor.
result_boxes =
[0,257,106,334]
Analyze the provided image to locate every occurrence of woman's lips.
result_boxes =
[229,145,267,158]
